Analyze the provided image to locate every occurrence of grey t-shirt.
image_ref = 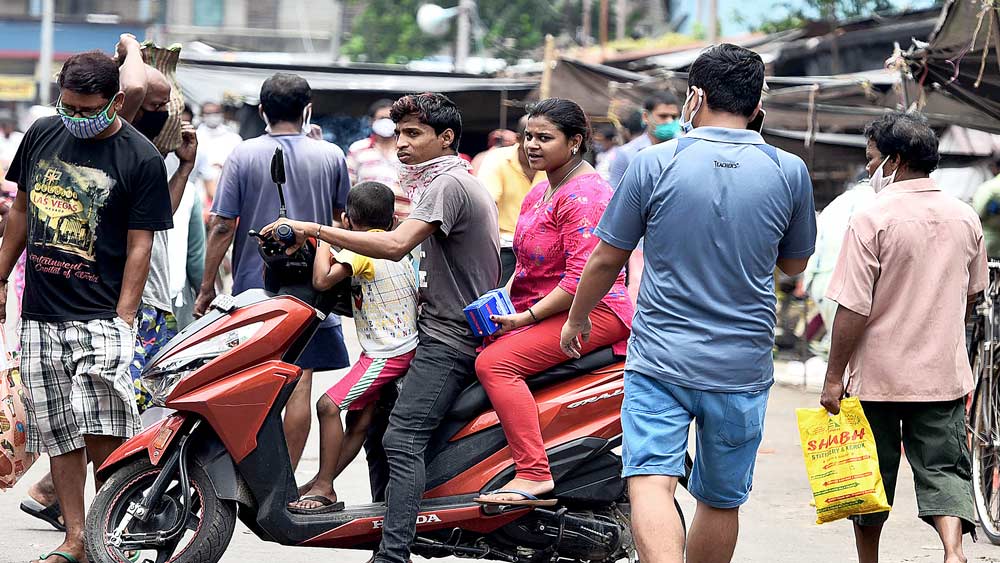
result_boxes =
[407,170,500,356]
[141,230,172,312]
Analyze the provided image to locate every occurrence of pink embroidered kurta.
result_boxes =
[511,172,633,353]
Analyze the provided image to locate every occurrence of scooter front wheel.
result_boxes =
[85,457,237,563]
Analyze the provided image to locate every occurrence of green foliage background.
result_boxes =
[343,0,635,64]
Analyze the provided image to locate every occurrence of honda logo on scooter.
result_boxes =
[373,513,442,529]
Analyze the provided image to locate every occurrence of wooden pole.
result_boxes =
[615,0,626,40]
[599,0,609,47]
[540,34,556,100]
[582,0,593,46]
[707,0,718,44]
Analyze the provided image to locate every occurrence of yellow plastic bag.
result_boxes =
[796,397,890,524]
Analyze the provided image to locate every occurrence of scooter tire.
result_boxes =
[85,456,237,563]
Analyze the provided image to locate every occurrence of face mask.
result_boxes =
[301,105,312,135]
[133,109,169,141]
[678,87,704,134]
[869,156,897,193]
[263,105,312,134]
[59,96,117,139]
[372,118,396,138]
[202,113,224,129]
[652,120,680,141]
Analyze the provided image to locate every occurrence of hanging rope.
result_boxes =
[975,3,994,87]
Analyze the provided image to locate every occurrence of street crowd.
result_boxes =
[0,35,991,563]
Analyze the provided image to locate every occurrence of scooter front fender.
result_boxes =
[96,414,187,480]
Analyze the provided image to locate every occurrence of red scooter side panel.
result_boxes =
[168,361,297,463]
[167,296,314,400]
[96,414,187,479]
[426,363,625,498]
[299,505,529,548]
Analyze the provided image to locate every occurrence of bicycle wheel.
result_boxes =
[970,352,1000,544]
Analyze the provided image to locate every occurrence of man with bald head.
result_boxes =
[117,36,171,141]
[114,32,199,411]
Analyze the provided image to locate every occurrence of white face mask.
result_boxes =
[263,104,312,134]
[870,156,897,193]
[300,105,312,134]
[678,87,704,134]
[371,117,396,138]
[202,113,224,129]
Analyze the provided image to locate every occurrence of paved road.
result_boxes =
[3,324,1000,562]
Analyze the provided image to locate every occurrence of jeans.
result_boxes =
[376,335,476,563]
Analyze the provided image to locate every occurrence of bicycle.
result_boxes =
[967,260,1000,543]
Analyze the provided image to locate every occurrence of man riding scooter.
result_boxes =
[262,92,501,563]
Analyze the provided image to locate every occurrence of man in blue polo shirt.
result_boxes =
[560,44,816,563]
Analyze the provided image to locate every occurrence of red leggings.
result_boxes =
[474,303,629,482]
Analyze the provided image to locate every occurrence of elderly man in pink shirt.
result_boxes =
[821,111,987,563]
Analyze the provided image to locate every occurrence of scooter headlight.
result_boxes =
[140,322,263,406]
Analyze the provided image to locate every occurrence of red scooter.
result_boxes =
[85,150,688,563]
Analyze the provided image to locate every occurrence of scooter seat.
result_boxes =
[447,347,619,421]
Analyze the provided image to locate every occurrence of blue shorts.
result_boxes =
[295,324,350,372]
[621,370,769,508]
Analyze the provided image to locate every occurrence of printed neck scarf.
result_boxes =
[399,155,470,205]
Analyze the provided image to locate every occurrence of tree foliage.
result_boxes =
[344,0,640,64]
[343,0,453,64]
[740,0,922,33]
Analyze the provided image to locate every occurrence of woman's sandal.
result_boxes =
[473,489,558,507]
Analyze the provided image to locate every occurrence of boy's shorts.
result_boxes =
[621,370,769,509]
[325,349,416,411]
[850,399,976,533]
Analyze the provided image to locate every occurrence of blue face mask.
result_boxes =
[678,87,704,134]
[652,120,680,141]
[58,96,117,139]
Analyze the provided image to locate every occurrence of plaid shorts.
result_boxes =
[21,318,141,457]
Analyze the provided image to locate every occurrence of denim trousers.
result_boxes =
[375,335,476,563]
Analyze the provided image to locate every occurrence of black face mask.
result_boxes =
[133,110,169,141]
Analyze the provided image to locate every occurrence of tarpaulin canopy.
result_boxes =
[539,58,675,117]
[176,60,538,106]
[906,0,1000,133]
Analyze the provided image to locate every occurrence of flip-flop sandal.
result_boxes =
[474,489,558,507]
[288,494,346,515]
[21,499,66,532]
[37,551,80,563]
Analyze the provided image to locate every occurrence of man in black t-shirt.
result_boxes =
[0,51,171,563]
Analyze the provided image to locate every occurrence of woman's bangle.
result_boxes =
[527,307,538,323]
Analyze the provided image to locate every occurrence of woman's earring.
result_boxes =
[572,147,578,155]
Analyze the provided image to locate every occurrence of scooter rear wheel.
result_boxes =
[85,457,237,563]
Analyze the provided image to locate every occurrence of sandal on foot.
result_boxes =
[288,494,345,514]
[21,499,66,532]
[37,552,80,563]
[474,489,558,507]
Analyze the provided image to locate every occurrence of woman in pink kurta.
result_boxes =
[474,99,632,506]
